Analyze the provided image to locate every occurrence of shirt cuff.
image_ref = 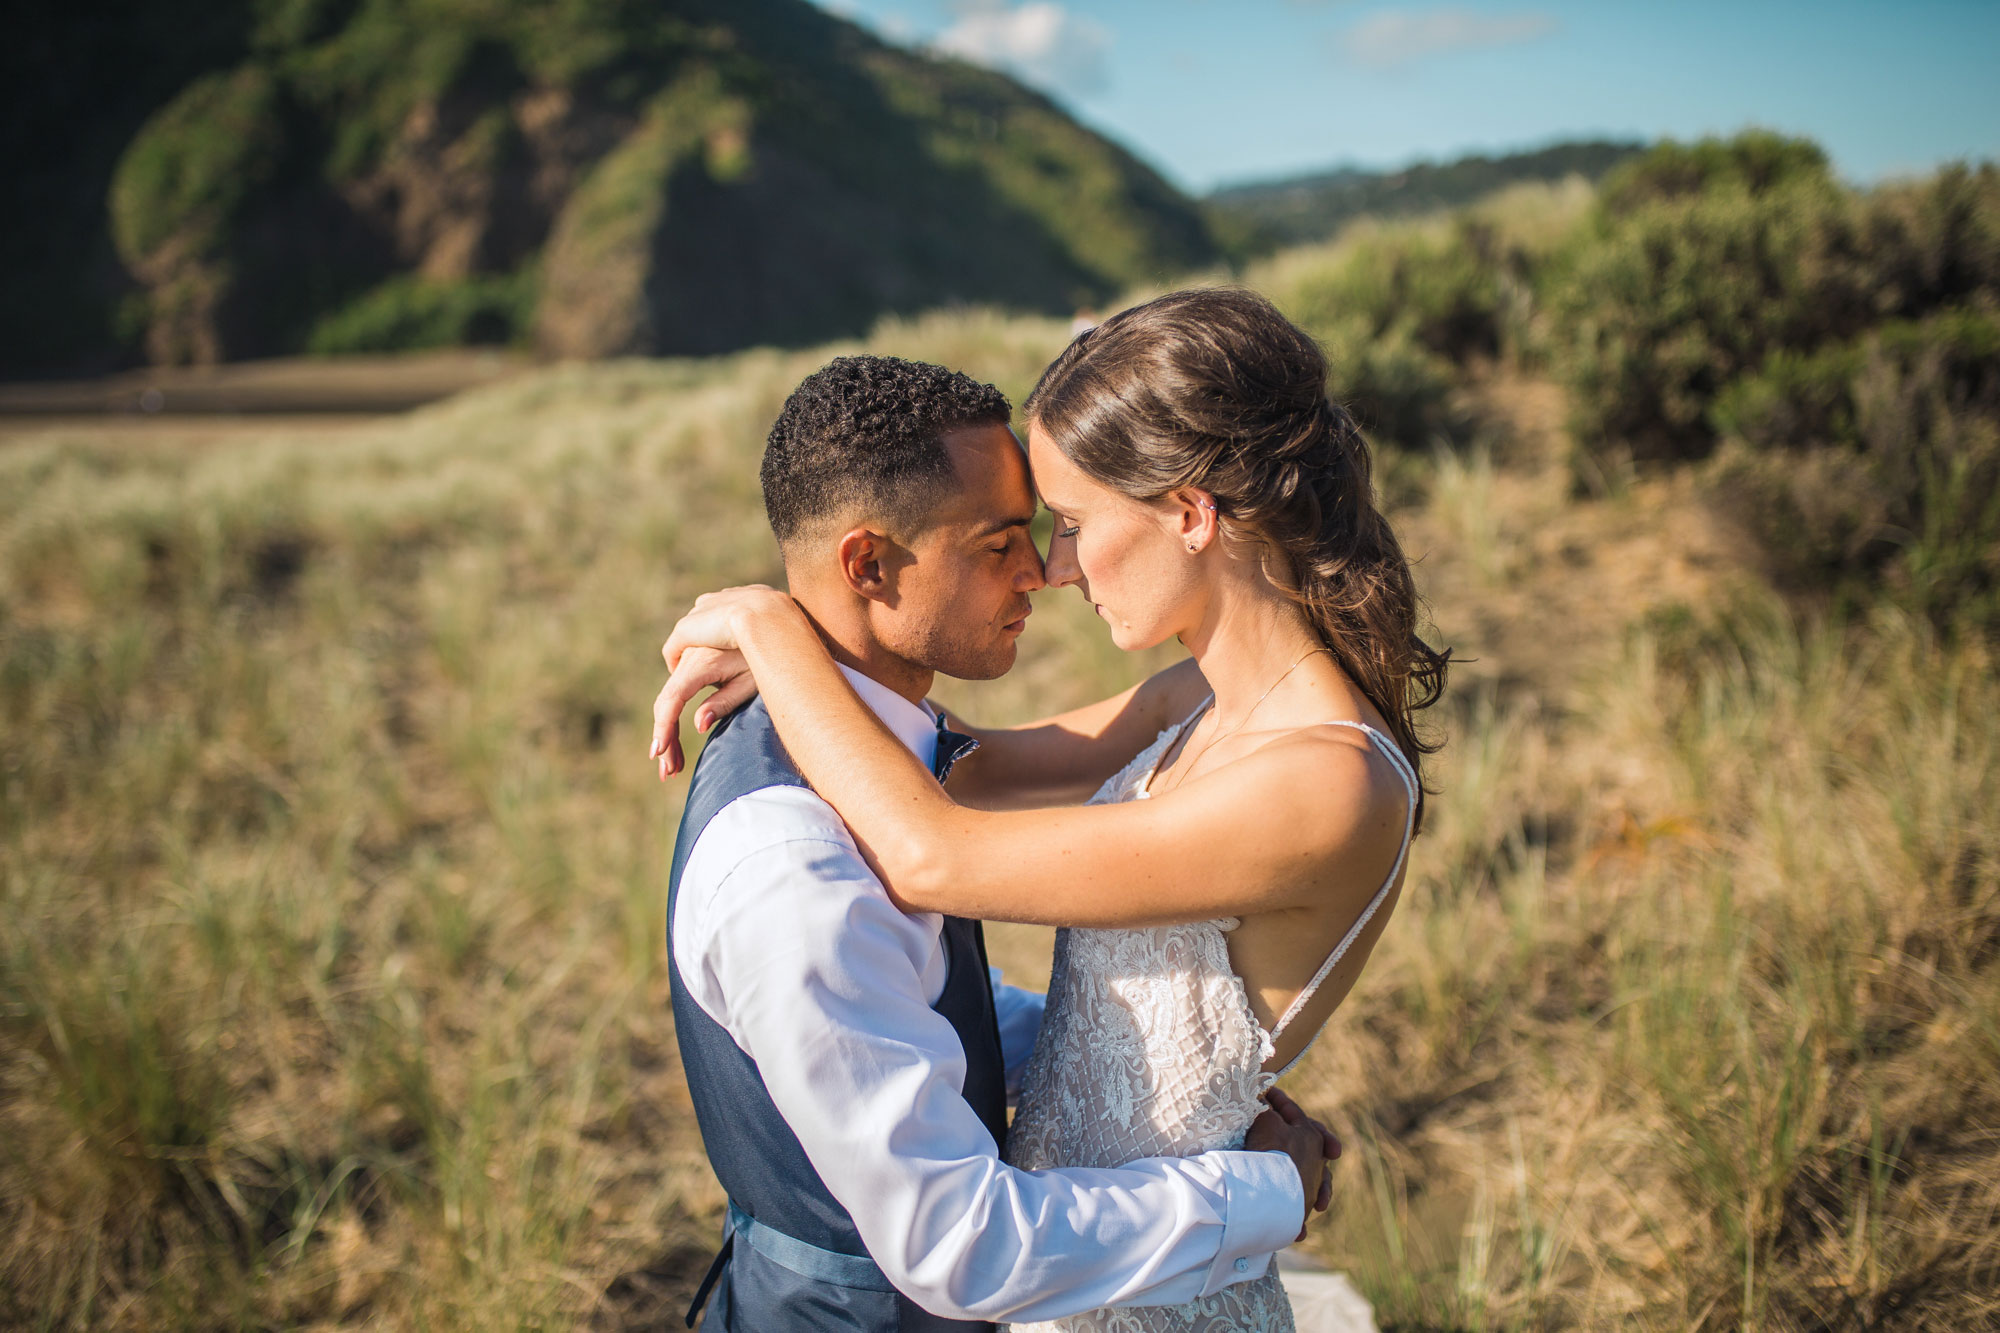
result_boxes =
[1199,1149,1305,1297]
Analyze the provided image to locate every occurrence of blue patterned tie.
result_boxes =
[932,709,980,784]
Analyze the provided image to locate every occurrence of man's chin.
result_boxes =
[935,642,1019,682]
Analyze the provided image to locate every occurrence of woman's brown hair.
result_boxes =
[1025,286,1449,826]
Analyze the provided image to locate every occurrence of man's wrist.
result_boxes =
[1270,1147,1312,1226]
[1200,1149,1303,1296]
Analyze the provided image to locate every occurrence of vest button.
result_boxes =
[1234,1257,1249,1273]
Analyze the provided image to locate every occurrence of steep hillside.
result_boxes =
[9,0,1217,372]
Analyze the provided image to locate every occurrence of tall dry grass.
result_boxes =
[3,287,1995,1329]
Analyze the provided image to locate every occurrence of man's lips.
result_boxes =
[1002,606,1033,633]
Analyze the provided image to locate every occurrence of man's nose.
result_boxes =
[1017,542,1047,591]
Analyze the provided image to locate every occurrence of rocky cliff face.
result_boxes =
[59,0,1217,369]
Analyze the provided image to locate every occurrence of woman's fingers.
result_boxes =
[650,587,796,775]
[652,587,789,777]
[649,648,752,755]
[661,612,722,673]
[697,665,758,732]
[651,675,689,778]
[650,647,740,778]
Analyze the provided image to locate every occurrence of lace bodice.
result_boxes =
[1003,707,1415,1333]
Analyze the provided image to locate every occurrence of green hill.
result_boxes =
[3,0,1217,373]
[1207,139,1642,253]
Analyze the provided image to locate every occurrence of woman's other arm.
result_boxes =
[650,612,1210,811]
[938,656,1210,810]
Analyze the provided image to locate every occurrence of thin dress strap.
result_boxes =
[1266,721,1419,1051]
[1137,694,1215,797]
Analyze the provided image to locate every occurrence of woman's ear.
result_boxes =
[1169,487,1219,553]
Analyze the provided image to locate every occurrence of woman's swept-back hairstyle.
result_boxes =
[1025,286,1449,826]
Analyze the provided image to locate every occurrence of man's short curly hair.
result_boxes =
[762,356,1013,544]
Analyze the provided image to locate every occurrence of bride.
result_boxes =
[651,287,1448,1331]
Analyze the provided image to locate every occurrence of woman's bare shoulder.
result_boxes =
[1206,722,1414,864]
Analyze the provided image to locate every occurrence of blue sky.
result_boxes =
[818,0,2000,193]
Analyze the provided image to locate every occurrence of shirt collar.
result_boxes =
[836,663,939,771]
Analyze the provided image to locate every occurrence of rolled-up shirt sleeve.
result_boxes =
[675,787,1303,1321]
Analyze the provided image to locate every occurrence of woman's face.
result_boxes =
[1027,420,1203,651]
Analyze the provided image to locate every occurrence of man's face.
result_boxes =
[878,423,1045,680]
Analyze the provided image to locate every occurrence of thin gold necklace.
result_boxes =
[1151,644,1330,796]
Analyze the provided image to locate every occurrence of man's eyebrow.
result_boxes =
[972,514,1035,538]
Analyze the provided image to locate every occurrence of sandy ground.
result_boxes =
[0,349,531,437]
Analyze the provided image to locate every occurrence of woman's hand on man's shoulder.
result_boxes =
[649,584,800,780]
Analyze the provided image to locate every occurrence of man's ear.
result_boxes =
[836,526,902,602]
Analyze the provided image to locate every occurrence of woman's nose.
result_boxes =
[1044,541,1079,589]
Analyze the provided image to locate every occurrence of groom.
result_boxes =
[656,356,1335,1331]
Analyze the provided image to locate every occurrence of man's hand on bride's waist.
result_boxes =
[648,585,799,779]
[1245,1086,1341,1241]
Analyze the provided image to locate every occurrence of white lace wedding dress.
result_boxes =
[1004,704,1416,1333]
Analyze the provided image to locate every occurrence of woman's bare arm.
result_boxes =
[654,621,1212,811]
[651,589,1407,928]
[936,656,1211,810]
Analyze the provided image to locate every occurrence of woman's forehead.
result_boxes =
[1024,421,1088,507]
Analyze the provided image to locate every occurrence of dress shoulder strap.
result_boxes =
[1266,721,1419,1044]
[1178,693,1216,732]
[1138,694,1215,797]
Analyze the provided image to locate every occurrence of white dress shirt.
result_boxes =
[672,666,1303,1322]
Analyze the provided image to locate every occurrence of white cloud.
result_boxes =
[1340,7,1558,68]
[933,2,1113,101]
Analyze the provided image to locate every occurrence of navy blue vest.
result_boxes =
[667,697,1008,1331]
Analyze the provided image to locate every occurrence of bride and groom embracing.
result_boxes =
[646,288,1449,1332]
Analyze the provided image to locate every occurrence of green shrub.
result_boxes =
[109,65,287,265]
[1283,220,1506,365]
[1555,142,2000,466]
[1715,304,2000,450]
[1709,341,1864,449]
[1551,174,1872,462]
[1260,221,1524,445]
[1856,162,2000,319]
[1596,129,1832,217]
[306,271,537,354]
[1315,317,1461,448]
[1704,307,2000,625]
